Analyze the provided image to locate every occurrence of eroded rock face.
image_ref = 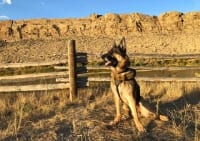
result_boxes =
[0,12,199,41]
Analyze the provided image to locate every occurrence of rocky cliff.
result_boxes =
[0,11,200,63]
[0,11,200,41]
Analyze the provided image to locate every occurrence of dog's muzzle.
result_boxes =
[101,54,118,67]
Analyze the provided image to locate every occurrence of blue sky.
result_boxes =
[0,0,200,20]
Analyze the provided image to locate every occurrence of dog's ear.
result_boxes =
[112,41,117,48]
[119,37,126,52]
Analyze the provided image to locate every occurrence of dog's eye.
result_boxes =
[101,54,107,59]
[107,55,113,60]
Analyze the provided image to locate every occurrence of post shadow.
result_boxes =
[76,52,88,88]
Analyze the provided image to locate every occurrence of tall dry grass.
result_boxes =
[0,81,199,140]
[140,81,200,141]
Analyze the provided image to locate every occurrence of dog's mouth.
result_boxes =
[104,58,112,66]
[101,54,118,67]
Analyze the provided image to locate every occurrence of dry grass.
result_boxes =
[0,81,199,141]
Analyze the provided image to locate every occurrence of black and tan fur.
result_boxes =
[101,37,168,132]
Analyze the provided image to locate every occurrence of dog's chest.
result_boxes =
[111,79,133,102]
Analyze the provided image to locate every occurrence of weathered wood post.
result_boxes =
[68,40,77,102]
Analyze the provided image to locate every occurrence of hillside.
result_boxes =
[0,11,200,63]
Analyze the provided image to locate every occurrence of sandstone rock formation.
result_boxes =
[0,11,199,41]
[0,12,200,63]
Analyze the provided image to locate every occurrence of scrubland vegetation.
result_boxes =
[0,81,199,141]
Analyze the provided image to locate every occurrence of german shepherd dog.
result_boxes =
[101,37,168,132]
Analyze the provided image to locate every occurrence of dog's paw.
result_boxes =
[109,119,119,125]
[137,126,146,132]
[109,121,118,126]
[135,122,146,132]
[121,115,130,121]
[109,116,121,125]
[159,115,169,121]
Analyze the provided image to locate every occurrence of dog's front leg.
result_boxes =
[113,91,121,123]
[128,97,145,132]
[110,83,121,125]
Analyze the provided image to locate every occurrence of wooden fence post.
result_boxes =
[68,40,77,102]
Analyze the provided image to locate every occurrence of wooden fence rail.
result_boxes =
[0,40,200,102]
[0,83,69,93]
[0,60,67,69]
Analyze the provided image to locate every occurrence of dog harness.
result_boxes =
[114,68,136,85]
[113,68,136,102]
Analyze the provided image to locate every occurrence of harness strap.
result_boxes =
[113,68,136,102]
[115,78,134,103]
[115,80,123,102]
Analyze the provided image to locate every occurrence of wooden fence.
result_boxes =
[0,40,200,101]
